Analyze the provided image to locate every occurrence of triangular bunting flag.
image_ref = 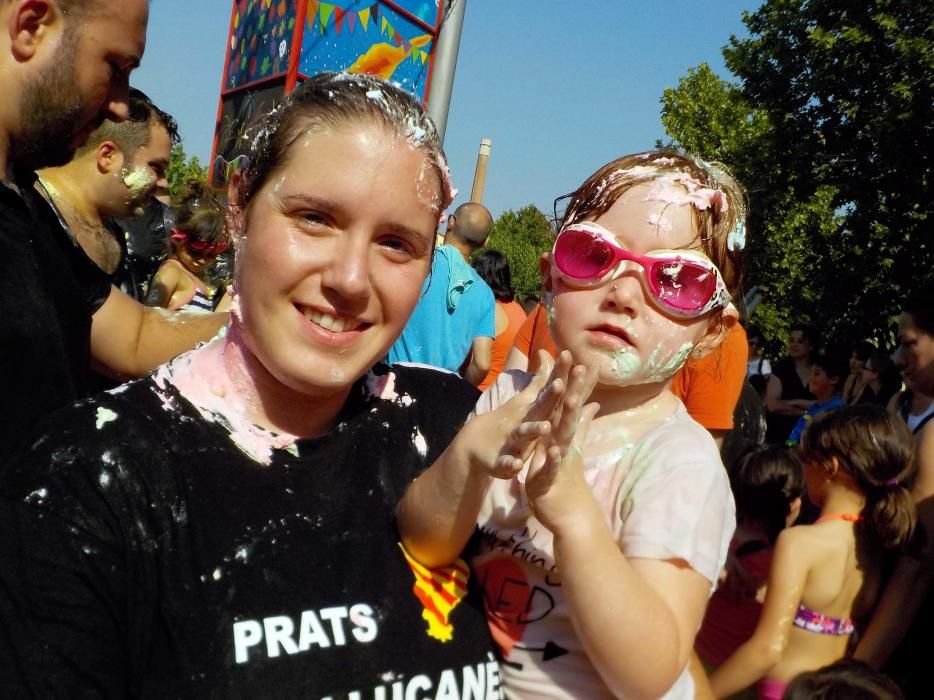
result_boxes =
[319,2,334,31]
[307,0,319,30]
[334,7,344,34]
[380,16,388,36]
[371,3,379,21]
[345,8,357,33]
[358,8,370,31]
[401,36,410,53]
[420,49,428,64]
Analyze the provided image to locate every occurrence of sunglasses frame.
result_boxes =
[552,222,729,318]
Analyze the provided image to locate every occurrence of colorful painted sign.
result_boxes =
[298,1,439,101]
[214,0,443,186]
[225,0,298,91]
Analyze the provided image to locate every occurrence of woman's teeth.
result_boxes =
[305,308,358,333]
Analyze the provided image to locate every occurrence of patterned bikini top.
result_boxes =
[792,512,861,636]
[792,605,855,636]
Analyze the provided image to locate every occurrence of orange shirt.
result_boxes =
[479,300,527,391]
[510,303,558,374]
[671,323,749,430]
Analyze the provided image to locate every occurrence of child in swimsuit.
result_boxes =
[709,404,917,699]
[695,446,804,672]
[399,151,747,698]
[146,186,230,312]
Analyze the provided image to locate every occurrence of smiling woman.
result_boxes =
[0,73,500,697]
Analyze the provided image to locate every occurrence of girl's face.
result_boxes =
[177,245,217,277]
[899,312,934,396]
[233,122,438,397]
[547,182,722,388]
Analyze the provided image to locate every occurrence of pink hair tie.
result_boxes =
[885,478,899,487]
[170,228,189,242]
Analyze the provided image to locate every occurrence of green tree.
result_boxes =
[483,205,555,303]
[661,0,932,349]
[166,145,209,201]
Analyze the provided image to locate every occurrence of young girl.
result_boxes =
[398,151,747,698]
[710,404,916,699]
[146,186,230,312]
[695,446,804,671]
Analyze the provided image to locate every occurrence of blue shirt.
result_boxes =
[786,396,847,446]
[388,246,495,372]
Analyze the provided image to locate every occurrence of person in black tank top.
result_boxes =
[764,324,818,444]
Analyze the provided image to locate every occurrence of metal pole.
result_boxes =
[470,138,492,203]
[426,0,467,144]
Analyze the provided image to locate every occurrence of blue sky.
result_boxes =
[134,1,756,220]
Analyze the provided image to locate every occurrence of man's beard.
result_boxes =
[13,34,92,173]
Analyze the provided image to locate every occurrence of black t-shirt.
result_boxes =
[0,178,112,464]
[0,364,501,699]
[115,200,172,301]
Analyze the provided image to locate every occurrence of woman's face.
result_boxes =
[233,122,439,397]
[547,183,720,388]
[788,330,812,360]
[899,312,934,396]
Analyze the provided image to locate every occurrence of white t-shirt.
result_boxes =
[471,371,735,699]
[746,356,772,377]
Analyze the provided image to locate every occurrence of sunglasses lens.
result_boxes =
[556,229,615,280]
[649,259,717,313]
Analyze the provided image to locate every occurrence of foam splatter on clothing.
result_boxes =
[471,371,735,699]
[0,365,501,697]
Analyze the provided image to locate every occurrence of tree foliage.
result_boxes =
[166,145,210,201]
[661,0,932,351]
[483,205,555,303]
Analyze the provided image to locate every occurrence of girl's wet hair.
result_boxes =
[168,182,227,252]
[801,404,917,550]
[553,150,747,299]
[233,72,453,221]
[731,445,804,544]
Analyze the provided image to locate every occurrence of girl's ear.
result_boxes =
[827,456,841,478]
[786,496,803,527]
[691,304,739,359]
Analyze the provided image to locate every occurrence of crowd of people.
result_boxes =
[0,1,931,699]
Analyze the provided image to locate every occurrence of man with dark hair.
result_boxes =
[35,88,176,293]
[0,0,225,464]
[388,202,496,385]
